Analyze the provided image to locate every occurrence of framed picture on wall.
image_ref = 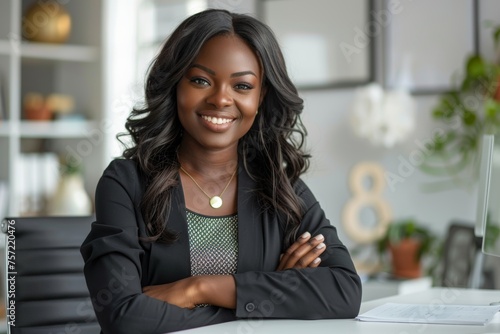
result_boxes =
[384,0,477,94]
[259,0,374,90]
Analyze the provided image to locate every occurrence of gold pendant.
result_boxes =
[209,196,223,209]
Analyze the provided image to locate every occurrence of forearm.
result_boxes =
[198,275,236,309]
[233,266,362,319]
[142,274,236,310]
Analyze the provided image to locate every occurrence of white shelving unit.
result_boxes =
[0,1,138,328]
[0,0,110,217]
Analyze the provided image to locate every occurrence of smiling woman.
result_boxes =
[80,9,361,334]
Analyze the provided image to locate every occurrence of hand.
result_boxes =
[276,232,326,271]
[143,276,200,309]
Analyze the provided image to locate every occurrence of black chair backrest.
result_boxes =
[1,216,100,334]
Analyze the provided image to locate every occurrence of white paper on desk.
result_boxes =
[356,303,500,326]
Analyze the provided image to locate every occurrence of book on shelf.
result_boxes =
[17,153,60,216]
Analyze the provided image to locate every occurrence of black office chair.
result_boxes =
[1,216,100,334]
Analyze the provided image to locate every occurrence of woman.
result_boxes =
[81,8,361,334]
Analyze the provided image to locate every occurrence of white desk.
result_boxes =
[361,276,433,301]
[176,288,500,334]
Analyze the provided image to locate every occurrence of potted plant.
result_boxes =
[377,219,437,279]
[420,25,500,191]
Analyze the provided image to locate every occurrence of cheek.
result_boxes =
[177,86,203,120]
[176,84,191,112]
[239,94,261,117]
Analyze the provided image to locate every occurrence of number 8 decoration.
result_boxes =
[342,161,392,244]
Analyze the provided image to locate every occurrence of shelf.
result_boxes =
[20,43,99,62]
[0,120,99,138]
[0,40,100,62]
[20,120,99,138]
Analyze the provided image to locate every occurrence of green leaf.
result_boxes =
[466,55,486,78]
[485,98,500,117]
[461,77,474,91]
[433,109,445,119]
[462,109,477,126]
[433,94,458,119]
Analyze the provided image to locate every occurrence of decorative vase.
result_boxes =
[47,173,92,216]
[389,238,422,279]
[23,1,72,44]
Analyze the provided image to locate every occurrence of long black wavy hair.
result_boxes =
[120,9,310,247]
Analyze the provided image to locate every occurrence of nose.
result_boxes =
[206,84,233,109]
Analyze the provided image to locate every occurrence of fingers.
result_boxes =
[277,231,311,271]
[277,232,326,271]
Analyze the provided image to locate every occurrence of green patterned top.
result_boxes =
[186,209,238,276]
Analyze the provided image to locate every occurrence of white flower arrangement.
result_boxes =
[350,83,416,148]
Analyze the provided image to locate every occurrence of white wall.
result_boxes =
[207,0,255,14]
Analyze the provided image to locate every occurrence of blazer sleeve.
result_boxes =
[232,179,362,320]
[80,160,235,334]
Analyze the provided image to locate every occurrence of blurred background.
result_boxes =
[1,0,500,308]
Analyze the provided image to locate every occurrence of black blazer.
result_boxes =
[81,159,361,334]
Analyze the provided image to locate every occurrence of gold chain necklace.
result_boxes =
[179,165,237,209]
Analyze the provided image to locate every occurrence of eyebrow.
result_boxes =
[191,64,257,78]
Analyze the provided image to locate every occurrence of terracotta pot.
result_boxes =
[389,238,422,278]
[23,93,53,121]
[24,105,52,121]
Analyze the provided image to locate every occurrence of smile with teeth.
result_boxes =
[201,115,234,124]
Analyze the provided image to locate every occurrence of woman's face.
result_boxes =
[177,34,264,153]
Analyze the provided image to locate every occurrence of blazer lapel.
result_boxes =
[236,166,265,272]
[147,174,192,284]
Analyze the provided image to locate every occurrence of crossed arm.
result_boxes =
[143,231,327,309]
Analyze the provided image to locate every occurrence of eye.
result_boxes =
[190,77,210,87]
[235,83,253,90]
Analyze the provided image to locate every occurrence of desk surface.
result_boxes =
[176,288,500,334]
